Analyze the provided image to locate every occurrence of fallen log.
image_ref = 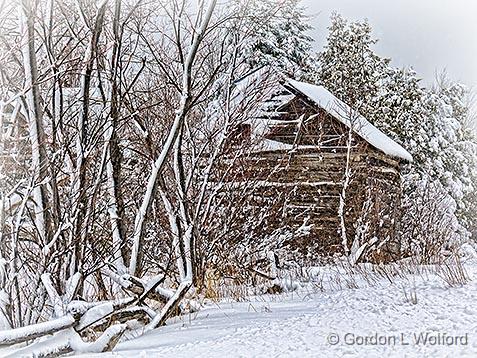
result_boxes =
[102,270,200,313]
[5,324,127,358]
[0,298,130,349]
[0,315,78,347]
[88,306,154,333]
[146,280,192,330]
[75,297,134,332]
[1,271,199,356]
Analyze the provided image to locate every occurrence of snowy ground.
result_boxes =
[76,259,477,358]
[3,256,477,357]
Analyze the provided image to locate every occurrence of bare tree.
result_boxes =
[0,0,308,353]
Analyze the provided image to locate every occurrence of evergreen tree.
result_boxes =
[370,67,430,168]
[240,0,314,78]
[315,13,389,107]
[314,13,477,238]
[425,79,477,236]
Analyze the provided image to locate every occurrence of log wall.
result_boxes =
[232,89,405,261]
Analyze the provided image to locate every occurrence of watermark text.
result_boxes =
[327,332,469,346]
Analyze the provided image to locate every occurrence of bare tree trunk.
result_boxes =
[70,0,108,277]
[338,125,353,255]
[128,0,218,276]
[9,185,30,327]
[20,0,51,244]
[105,0,127,272]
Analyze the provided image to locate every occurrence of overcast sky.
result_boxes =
[302,0,477,89]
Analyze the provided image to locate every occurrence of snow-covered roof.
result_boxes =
[284,79,413,162]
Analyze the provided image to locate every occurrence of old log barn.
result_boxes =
[238,75,413,263]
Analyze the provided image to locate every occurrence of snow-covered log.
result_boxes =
[0,315,78,347]
[5,324,127,357]
[75,298,134,332]
[146,280,192,330]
